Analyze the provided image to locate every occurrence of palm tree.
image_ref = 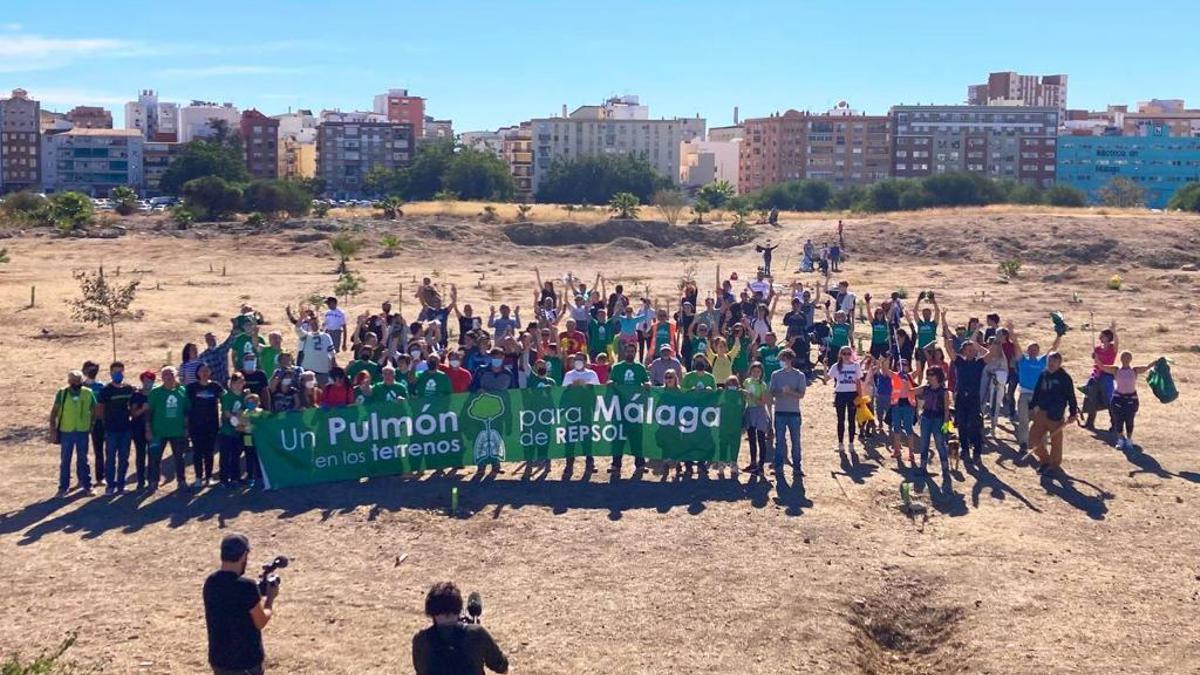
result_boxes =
[608,192,640,220]
[691,199,712,224]
[378,196,405,220]
[329,234,362,274]
[110,186,139,216]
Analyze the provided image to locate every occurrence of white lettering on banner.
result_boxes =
[593,394,721,434]
[328,409,460,446]
[278,428,317,452]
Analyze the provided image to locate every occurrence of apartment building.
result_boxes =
[530,97,705,194]
[1057,134,1200,209]
[738,103,890,193]
[1,88,42,193]
[240,109,279,179]
[179,101,240,143]
[65,106,113,129]
[42,128,143,195]
[968,72,1068,116]
[143,141,181,195]
[423,116,454,142]
[681,137,740,191]
[124,90,179,142]
[316,111,414,196]
[890,105,1059,186]
[373,89,425,138]
[500,123,533,201]
[274,110,318,180]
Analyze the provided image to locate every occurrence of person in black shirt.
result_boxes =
[949,339,988,465]
[204,533,276,675]
[96,361,136,494]
[1029,352,1079,475]
[238,353,272,410]
[186,365,225,487]
[412,582,508,675]
[130,371,153,490]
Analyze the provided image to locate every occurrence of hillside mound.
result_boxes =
[503,219,746,249]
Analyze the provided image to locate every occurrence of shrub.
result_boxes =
[1167,183,1200,212]
[181,176,243,221]
[0,191,48,220]
[749,179,832,212]
[1098,178,1146,208]
[45,192,94,231]
[999,259,1023,278]
[313,201,331,217]
[535,154,670,204]
[516,203,532,222]
[329,233,361,273]
[245,212,267,227]
[110,186,139,216]
[691,199,711,224]
[170,205,195,228]
[696,180,735,209]
[609,192,640,219]
[377,196,404,220]
[243,180,312,218]
[480,205,498,223]
[652,189,686,225]
[1107,274,1123,290]
[1046,185,1087,207]
[380,234,401,253]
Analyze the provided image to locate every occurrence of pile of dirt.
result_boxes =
[503,219,748,249]
[847,571,966,674]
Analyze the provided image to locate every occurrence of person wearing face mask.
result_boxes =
[186,364,225,488]
[268,353,303,413]
[561,353,600,387]
[50,370,97,496]
[146,366,190,491]
[440,351,473,393]
[238,394,265,488]
[681,355,715,391]
[372,365,408,402]
[238,353,272,411]
[414,355,452,398]
[96,361,136,494]
[219,373,248,486]
[526,359,557,388]
[321,367,354,407]
[298,371,323,408]
[473,348,516,392]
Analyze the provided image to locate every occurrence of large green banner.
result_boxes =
[252,385,745,489]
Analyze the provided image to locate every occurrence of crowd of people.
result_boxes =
[49,232,1161,497]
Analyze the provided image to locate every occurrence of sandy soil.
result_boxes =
[1,207,1199,674]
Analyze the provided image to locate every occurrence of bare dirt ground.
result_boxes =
[1,206,1199,674]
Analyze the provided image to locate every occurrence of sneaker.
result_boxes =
[847,441,857,454]
[105,486,116,496]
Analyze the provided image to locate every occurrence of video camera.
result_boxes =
[459,591,484,625]
[258,555,289,595]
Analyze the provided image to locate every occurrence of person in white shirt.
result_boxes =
[747,271,772,300]
[286,305,337,385]
[323,297,348,352]
[827,345,862,454]
[561,353,600,387]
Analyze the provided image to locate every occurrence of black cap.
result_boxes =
[220,533,250,562]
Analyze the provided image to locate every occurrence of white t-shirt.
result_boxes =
[295,326,334,374]
[749,280,771,296]
[561,368,600,387]
[828,362,861,393]
[324,308,347,331]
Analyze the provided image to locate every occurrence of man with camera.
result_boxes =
[412,582,509,675]
[204,534,277,675]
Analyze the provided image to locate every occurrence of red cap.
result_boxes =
[730,272,739,281]
[140,370,157,381]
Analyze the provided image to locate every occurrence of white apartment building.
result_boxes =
[530,98,705,193]
[681,137,740,191]
[179,101,240,143]
[124,90,179,141]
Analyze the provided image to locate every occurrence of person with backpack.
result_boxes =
[412,582,508,675]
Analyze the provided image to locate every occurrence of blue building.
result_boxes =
[1057,134,1200,208]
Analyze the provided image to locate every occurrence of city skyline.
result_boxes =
[3,0,1200,131]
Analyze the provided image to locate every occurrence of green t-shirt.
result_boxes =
[372,382,408,403]
[219,390,245,436]
[587,319,618,355]
[830,323,851,350]
[347,359,383,385]
[758,345,782,379]
[743,378,768,406]
[528,374,557,389]
[259,346,282,375]
[609,361,648,386]
[231,334,264,367]
[871,321,889,346]
[916,319,938,348]
[690,336,710,358]
[353,386,373,406]
[414,370,452,397]
[543,355,564,384]
[148,385,188,438]
[731,337,753,373]
[681,371,716,391]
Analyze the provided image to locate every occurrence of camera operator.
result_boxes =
[203,534,276,675]
[412,582,508,675]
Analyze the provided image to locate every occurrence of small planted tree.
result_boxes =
[68,267,143,361]
[329,233,361,274]
[609,192,640,219]
[516,203,532,222]
[313,201,331,218]
[110,186,139,216]
[481,205,498,223]
[0,248,8,264]
[334,271,365,303]
[380,234,401,255]
[378,196,405,220]
[691,199,712,224]
[652,189,686,226]
[697,180,734,209]
[1098,178,1146,209]
[45,192,94,232]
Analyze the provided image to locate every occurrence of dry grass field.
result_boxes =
[1,206,1199,674]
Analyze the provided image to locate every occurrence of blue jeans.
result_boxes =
[918,416,950,475]
[104,430,132,490]
[773,411,802,469]
[58,431,91,491]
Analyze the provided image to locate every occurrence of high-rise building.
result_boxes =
[891,105,1059,186]
[968,72,1068,116]
[422,116,454,142]
[124,90,179,142]
[1,88,42,193]
[179,101,240,143]
[681,137,741,191]
[317,111,414,196]
[240,109,279,179]
[41,128,143,195]
[65,106,113,129]
[1057,135,1200,208]
[373,89,425,138]
[529,97,705,194]
[500,123,533,202]
[738,103,890,193]
[143,141,181,195]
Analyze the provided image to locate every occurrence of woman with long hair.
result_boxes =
[827,345,862,455]
[1098,350,1155,450]
[912,367,953,479]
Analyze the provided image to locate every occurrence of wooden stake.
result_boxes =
[29,285,35,308]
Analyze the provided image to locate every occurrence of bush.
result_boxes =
[748,179,832,212]
[45,193,94,231]
[245,212,267,227]
[182,176,243,221]
[608,192,640,219]
[535,154,670,204]
[170,205,195,227]
[999,259,1023,278]
[696,180,735,209]
[0,191,48,220]
[312,201,331,217]
[443,147,515,201]
[1098,178,1146,208]
[377,196,404,220]
[243,180,312,218]
[652,189,686,225]
[1168,183,1200,212]
[110,186,139,215]
[1046,185,1087,207]
[2,631,88,674]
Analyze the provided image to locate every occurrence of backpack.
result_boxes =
[1146,357,1178,404]
[426,624,472,675]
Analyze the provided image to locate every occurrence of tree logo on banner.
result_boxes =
[466,393,506,464]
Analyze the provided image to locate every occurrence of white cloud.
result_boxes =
[0,23,22,31]
[0,34,143,72]
[155,65,299,78]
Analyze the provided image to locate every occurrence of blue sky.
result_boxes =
[3,0,1198,131]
